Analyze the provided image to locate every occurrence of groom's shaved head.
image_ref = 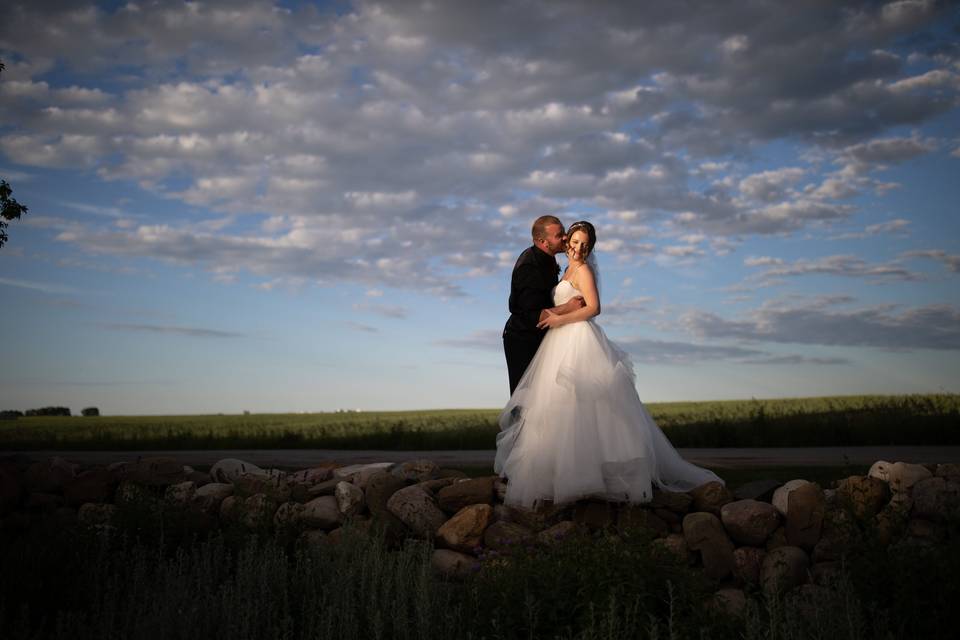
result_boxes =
[532,215,563,242]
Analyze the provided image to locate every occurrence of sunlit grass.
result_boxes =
[1,394,957,450]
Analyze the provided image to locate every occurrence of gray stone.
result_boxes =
[301,495,343,530]
[772,480,811,517]
[196,482,234,500]
[912,477,960,522]
[335,481,365,516]
[785,483,825,549]
[234,472,291,502]
[386,484,447,538]
[332,462,394,488]
[64,468,115,506]
[121,456,188,486]
[683,512,735,580]
[209,458,267,483]
[887,462,932,494]
[720,499,780,546]
[436,476,495,513]
[761,546,809,596]
[689,481,733,515]
[483,520,535,552]
[391,459,440,482]
[25,457,78,492]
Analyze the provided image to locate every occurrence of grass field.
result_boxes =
[1,393,957,450]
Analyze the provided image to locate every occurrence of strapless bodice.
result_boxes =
[552,279,581,305]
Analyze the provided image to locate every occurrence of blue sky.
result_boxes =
[1,0,958,415]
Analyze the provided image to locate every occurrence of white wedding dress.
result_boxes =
[494,278,723,508]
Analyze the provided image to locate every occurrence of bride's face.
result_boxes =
[566,229,590,263]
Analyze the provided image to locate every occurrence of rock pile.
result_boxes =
[1,454,957,614]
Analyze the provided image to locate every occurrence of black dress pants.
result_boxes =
[503,333,543,396]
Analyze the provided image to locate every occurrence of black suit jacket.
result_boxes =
[502,245,560,341]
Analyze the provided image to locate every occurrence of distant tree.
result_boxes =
[0,59,29,250]
[81,407,100,417]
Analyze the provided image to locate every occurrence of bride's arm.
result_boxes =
[536,266,599,329]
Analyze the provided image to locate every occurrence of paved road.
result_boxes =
[6,446,960,469]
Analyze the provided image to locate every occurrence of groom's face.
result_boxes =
[538,223,565,256]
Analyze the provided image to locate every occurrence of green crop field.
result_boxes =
[1,394,957,450]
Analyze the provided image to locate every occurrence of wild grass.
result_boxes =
[2,503,958,640]
[1,394,957,450]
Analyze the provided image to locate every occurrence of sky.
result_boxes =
[1,0,959,415]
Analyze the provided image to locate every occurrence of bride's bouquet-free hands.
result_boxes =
[537,296,585,329]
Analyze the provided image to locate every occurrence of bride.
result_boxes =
[494,220,724,509]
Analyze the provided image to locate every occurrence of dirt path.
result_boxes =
[6,446,959,470]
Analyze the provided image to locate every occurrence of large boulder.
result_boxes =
[911,477,960,522]
[689,482,733,516]
[390,459,440,482]
[234,473,291,502]
[332,462,395,488]
[209,458,281,484]
[683,512,735,580]
[483,520,535,552]
[386,484,447,538]
[121,457,189,486]
[335,481,365,517]
[785,482,825,549]
[364,471,406,509]
[436,477,495,513]
[437,504,492,553]
[887,462,932,495]
[720,499,780,546]
[835,475,890,521]
[301,496,343,530]
[25,457,78,492]
[772,480,811,517]
[64,468,116,506]
[761,546,809,596]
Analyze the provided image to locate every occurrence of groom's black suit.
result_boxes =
[502,245,560,395]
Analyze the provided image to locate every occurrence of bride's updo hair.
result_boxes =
[566,220,597,258]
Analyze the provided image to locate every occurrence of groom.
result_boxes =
[502,215,584,395]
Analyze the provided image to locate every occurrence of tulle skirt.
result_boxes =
[494,319,723,509]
